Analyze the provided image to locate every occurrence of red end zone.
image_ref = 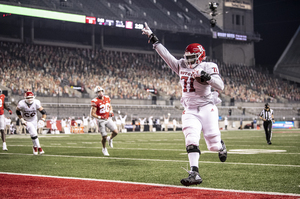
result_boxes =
[0,173,298,199]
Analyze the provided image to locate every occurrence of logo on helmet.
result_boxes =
[184,43,206,69]
[24,92,35,104]
[94,86,104,98]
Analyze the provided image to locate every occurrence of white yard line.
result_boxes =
[0,153,299,168]
[0,171,299,197]
[4,145,300,154]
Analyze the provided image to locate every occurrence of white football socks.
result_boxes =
[31,138,41,148]
[188,152,200,169]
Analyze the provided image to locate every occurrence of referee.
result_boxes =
[259,103,275,145]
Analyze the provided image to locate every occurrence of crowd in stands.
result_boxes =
[219,62,300,102]
[0,41,299,102]
[0,41,180,100]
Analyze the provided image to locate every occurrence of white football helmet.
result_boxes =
[184,43,206,69]
[94,86,104,97]
[24,91,35,104]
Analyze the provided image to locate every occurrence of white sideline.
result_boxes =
[0,152,300,168]
[0,172,299,197]
[5,144,300,154]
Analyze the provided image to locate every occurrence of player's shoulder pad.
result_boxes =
[17,99,26,107]
[34,99,41,105]
[104,95,111,100]
[91,98,98,106]
[205,62,219,75]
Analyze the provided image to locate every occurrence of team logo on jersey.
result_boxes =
[182,110,185,114]
[211,108,214,112]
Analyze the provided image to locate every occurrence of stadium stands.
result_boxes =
[1,0,214,34]
[1,41,299,103]
[0,0,299,125]
[154,0,211,30]
[79,0,119,18]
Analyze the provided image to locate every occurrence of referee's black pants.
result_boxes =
[263,121,273,143]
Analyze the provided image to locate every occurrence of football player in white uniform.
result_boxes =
[50,116,58,134]
[142,23,227,186]
[16,92,47,155]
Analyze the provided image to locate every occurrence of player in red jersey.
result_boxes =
[0,88,13,151]
[90,86,118,156]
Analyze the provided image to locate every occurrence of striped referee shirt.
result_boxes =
[259,109,274,121]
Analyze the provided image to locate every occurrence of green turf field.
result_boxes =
[0,129,299,194]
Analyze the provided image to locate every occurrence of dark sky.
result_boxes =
[253,0,300,72]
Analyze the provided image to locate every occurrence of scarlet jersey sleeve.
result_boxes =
[91,98,98,107]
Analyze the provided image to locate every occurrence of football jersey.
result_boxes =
[17,99,42,123]
[91,96,111,119]
[178,62,220,98]
[0,94,6,115]
[154,43,223,108]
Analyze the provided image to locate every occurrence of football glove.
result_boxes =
[191,68,203,79]
[142,22,159,44]
[141,22,153,37]
[38,120,45,127]
[200,71,211,82]
[20,118,27,126]
[8,110,12,115]
[109,112,114,117]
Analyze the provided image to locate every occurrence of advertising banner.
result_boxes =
[272,121,294,129]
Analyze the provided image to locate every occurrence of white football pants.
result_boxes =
[0,115,5,130]
[182,103,222,152]
[26,122,38,138]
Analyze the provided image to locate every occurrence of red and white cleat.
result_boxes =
[38,148,45,155]
[33,146,38,155]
